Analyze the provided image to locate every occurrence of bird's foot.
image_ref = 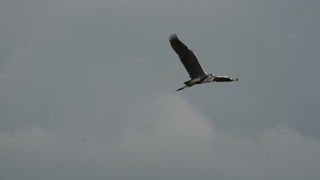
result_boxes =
[176,86,188,91]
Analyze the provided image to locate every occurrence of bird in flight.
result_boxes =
[169,34,239,91]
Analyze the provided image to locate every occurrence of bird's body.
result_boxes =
[169,34,238,91]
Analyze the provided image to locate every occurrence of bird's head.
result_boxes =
[214,76,239,82]
[226,76,239,82]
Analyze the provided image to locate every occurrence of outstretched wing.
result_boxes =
[169,34,206,78]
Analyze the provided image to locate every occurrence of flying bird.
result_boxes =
[169,34,239,91]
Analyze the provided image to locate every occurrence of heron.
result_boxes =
[169,34,239,91]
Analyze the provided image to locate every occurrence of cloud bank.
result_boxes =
[1,93,320,180]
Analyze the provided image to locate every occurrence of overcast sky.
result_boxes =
[1,0,320,179]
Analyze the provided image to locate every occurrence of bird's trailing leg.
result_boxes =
[176,85,188,91]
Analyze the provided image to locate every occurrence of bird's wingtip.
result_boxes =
[169,33,178,40]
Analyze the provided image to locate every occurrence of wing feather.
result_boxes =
[169,34,206,78]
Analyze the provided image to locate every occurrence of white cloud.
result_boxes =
[1,93,320,180]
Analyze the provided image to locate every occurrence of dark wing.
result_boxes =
[169,34,206,78]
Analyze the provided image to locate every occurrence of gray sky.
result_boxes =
[1,0,320,179]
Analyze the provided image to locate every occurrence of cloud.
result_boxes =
[1,0,320,179]
[1,93,320,180]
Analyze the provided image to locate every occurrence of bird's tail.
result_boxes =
[184,80,193,86]
[184,80,191,86]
